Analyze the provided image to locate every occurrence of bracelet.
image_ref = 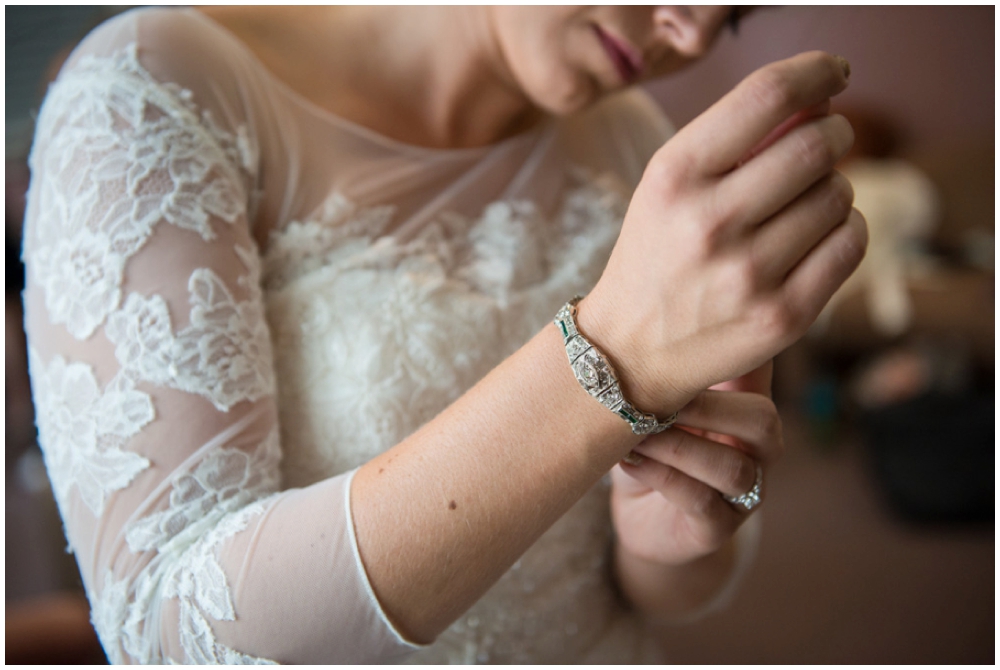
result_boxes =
[554,296,678,436]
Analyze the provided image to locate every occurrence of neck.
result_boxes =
[321,7,544,149]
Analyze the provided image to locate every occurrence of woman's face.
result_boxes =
[488,6,737,115]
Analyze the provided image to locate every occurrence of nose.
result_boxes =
[652,6,716,58]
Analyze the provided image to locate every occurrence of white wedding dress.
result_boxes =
[23,8,757,664]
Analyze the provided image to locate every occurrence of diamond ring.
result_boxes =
[723,464,763,511]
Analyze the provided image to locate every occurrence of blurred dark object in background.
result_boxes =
[848,341,993,525]
[6,593,108,664]
[799,98,994,527]
[858,389,993,525]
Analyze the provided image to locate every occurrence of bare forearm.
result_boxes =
[350,51,857,646]
[614,537,737,623]
[350,323,681,643]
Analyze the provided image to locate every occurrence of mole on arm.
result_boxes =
[448,500,457,510]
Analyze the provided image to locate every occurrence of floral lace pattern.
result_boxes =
[126,427,280,553]
[90,570,131,664]
[26,39,281,663]
[27,44,255,339]
[92,495,279,664]
[164,497,279,664]
[27,349,153,518]
[88,425,280,664]
[106,245,275,412]
[262,190,396,292]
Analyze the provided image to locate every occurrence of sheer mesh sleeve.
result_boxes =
[22,9,418,663]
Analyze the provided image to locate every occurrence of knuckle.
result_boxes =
[741,256,763,293]
[745,67,795,114]
[725,454,757,494]
[644,147,692,194]
[758,397,782,438]
[702,188,735,229]
[701,213,731,254]
[837,212,869,269]
[827,172,855,217]
[792,124,837,169]
[829,114,856,157]
[756,299,801,342]
[685,231,714,262]
[721,256,760,299]
[690,484,719,518]
[755,398,785,458]
[653,463,678,491]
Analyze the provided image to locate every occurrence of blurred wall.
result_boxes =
[646,6,994,153]
[6,6,120,157]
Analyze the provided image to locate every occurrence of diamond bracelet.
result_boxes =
[554,296,678,436]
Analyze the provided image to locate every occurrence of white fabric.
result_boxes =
[23,7,753,664]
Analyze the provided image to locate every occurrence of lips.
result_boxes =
[593,25,643,84]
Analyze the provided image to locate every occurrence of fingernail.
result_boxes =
[833,55,851,80]
[621,451,644,467]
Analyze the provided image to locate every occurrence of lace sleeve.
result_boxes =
[22,12,418,663]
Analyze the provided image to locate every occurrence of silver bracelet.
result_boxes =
[554,296,678,436]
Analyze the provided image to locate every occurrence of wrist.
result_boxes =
[574,292,690,419]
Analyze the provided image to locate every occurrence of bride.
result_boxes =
[22,6,863,663]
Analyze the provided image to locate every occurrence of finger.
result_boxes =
[751,171,855,284]
[737,100,831,166]
[670,51,850,176]
[716,113,854,229]
[618,457,743,525]
[672,391,784,463]
[780,207,868,328]
[633,426,762,498]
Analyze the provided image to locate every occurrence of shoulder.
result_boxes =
[43,7,266,179]
[67,7,248,79]
[57,7,265,133]
[556,88,676,190]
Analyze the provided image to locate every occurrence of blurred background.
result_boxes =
[6,5,994,664]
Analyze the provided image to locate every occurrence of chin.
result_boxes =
[528,73,602,117]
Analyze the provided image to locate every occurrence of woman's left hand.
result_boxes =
[610,362,782,567]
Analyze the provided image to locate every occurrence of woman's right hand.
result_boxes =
[580,51,867,415]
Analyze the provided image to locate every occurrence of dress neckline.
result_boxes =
[184,8,551,162]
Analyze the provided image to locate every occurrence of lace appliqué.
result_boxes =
[265,171,627,489]
[165,498,280,664]
[106,245,275,412]
[126,427,281,553]
[90,570,131,664]
[91,429,280,664]
[28,349,153,517]
[262,191,396,292]
[27,44,256,339]
[91,503,279,664]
